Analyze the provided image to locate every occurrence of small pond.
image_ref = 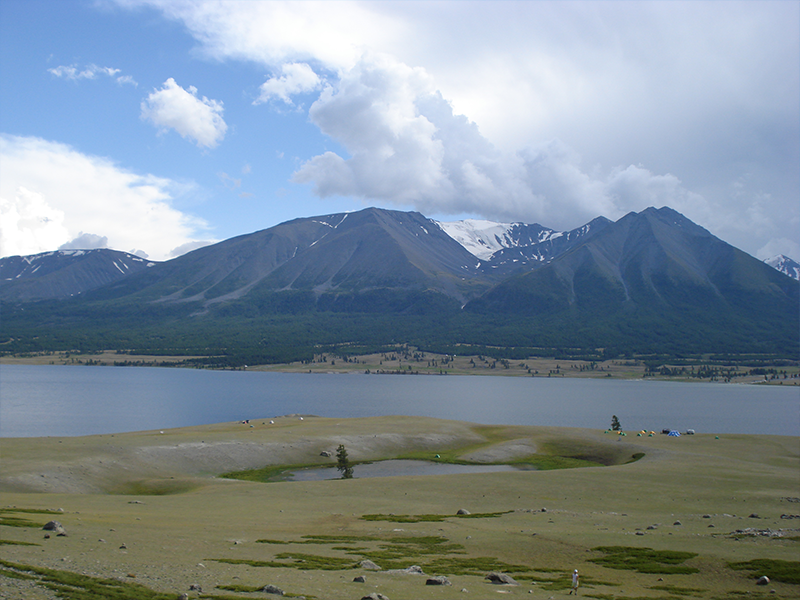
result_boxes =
[287,459,527,481]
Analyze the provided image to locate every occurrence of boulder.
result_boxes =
[426,576,452,586]
[486,572,518,585]
[320,451,332,457]
[261,584,285,595]
[757,576,770,586]
[353,575,366,583]
[456,509,470,515]
[43,521,65,535]
[360,559,381,570]
[361,594,390,600]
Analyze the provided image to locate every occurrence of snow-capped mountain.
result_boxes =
[764,255,800,281]
[0,249,155,300]
[435,219,555,261]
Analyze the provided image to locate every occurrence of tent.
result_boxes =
[668,430,681,437]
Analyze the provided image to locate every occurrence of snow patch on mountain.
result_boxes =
[764,254,800,280]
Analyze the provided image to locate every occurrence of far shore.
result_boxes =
[2,349,797,385]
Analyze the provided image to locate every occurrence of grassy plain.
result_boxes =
[4,349,799,384]
[1,415,798,600]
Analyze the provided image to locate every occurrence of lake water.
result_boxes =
[0,365,797,438]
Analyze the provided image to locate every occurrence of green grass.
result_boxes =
[649,584,707,596]
[589,546,699,574]
[0,539,39,546]
[727,558,800,584]
[361,511,510,523]
[0,507,63,529]
[0,559,177,599]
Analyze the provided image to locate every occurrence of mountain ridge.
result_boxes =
[1,206,797,359]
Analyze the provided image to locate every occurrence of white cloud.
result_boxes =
[0,134,210,261]
[292,54,708,230]
[60,232,109,250]
[255,62,321,105]
[48,63,138,86]
[141,78,227,148]
[115,0,405,71]
[115,0,798,255]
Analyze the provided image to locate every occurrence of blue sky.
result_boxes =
[1,0,798,262]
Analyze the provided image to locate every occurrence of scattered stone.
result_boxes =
[703,514,712,518]
[43,521,65,535]
[177,594,189,600]
[361,594,390,600]
[360,559,381,570]
[635,531,645,536]
[780,514,800,519]
[320,451,332,457]
[261,584,285,595]
[673,521,681,526]
[749,513,760,519]
[43,534,50,539]
[353,575,366,583]
[119,544,127,550]
[189,583,202,591]
[426,576,452,586]
[457,509,470,515]
[486,572,518,585]
[541,508,547,512]
[646,525,657,530]
[128,500,144,504]
[757,576,770,585]
[386,565,424,575]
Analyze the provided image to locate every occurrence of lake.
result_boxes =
[0,365,797,437]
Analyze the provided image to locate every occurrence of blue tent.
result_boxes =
[668,430,681,437]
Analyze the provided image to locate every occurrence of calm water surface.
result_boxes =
[1,365,797,437]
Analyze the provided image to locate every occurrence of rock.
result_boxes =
[427,576,452,586]
[177,594,189,600]
[673,521,682,526]
[320,451,332,457]
[361,594,390,600]
[757,576,770,586]
[353,575,366,583]
[646,525,657,530]
[360,559,381,570]
[457,509,471,515]
[486,572,518,585]
[43,521,65,535]
[261,584,285,595]
[749,513,760,519]
[189,584,202,591]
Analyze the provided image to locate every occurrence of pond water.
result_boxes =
[287,460,524,481]
[1,365,797,437]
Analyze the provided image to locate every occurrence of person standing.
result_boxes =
[570,569,579,594]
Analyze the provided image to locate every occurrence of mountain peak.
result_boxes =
[764,254,800,280]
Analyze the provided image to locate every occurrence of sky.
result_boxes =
[0,0,798,262]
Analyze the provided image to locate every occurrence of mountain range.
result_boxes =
[1,206,797,359]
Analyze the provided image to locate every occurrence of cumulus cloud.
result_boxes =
[116,0,798,255]
[48,63,137,86]
[292,54,707,229]
[141,78,227,148]
[0,134,210,261]
[255,62,322,105]
[59,232,109,250]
